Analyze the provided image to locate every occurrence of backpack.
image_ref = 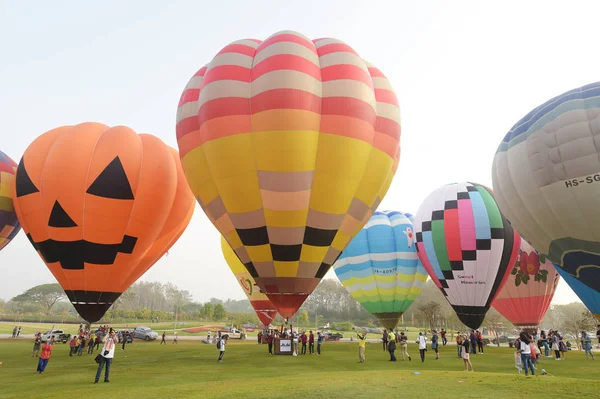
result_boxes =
[216,339,222,349]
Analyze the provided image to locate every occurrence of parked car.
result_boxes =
[41,330,70,344]
[133,326,159,341]
[323,332,343,341]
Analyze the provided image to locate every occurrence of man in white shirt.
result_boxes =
[94,328,119,383]
[218,336,227,362]
[416,332,427,362]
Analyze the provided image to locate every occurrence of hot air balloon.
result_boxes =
[333,211,428,330]
[13,123,195,323]
[0,150,21,252]
[221,236,278,326]
[492,239,560,333]
[414,182,520,329]
[176,30,400,318]
[492,82,600,320]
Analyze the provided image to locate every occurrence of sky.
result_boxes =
[0,0,597,305]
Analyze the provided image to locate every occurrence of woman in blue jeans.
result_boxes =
[518,332,535,376]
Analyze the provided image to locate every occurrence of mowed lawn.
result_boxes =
[1,339,599,399]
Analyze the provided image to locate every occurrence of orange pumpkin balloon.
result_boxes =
[13,123,195,323]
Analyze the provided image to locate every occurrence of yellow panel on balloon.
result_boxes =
[354,149,393,205]
[196,179,220,206]
[309,175,358,214]
[225,230,243,249]
[300,245,329,263]
[245,244,273,262]
[274,261,299,277]
[203,133,256,179]
[315,134,371,178]
[214,173,262,213]
[263,209,308,228]
[331,230,351,250]
[253,130,319,172]
[181,148,211,197]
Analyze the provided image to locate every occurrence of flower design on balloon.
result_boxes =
[519,251,540,275]
[511,250,548,286]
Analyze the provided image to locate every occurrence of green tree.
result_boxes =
[11,283,66,314]
[213,304,227,321]
[297,310,309,326]
[200,303,214,320]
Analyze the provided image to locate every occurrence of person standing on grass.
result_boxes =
[431,330,440,360]
[267,331,274,354]
[581,332,595,360]
[469,330,477,354]
[456,332,462,358]
[540,330,549,357]
[11,326,17,338]
[309,330,315,354]
[36,340,53,374]
[32,333,42,357]
[476,330,484,354]
[301,331,308,354]
[77,335,86,356]
[416,332,427,362]
[161,331,166,345]
[441,329,447,346]
[461,334,474,372]
[94,328,119,384]
[217,335,226,362]
[88,333,96,354]
[317,332,323,355]
[399,331,411,361]
[357,331,367,363]
[173,332,179,344]
[518,332,534,376]
[387,330,397,361]
[382,329,388,352]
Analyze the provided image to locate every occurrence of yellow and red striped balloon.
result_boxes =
[176,30,400,318]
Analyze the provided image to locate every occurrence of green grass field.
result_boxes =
[1,338,598,399]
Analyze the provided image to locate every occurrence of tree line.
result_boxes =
[1,279,596,339]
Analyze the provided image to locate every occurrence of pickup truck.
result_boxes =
[219,328,247,340]
[41,330,71,344]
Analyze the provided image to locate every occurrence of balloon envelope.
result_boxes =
[414,182,520,329]
[0,150,21,252]
[333,211,428,330]
[492,239,560,331]
[176,30,400,318]
[491,82,600,319]
[221,236,278,326]
[13,123,195,323]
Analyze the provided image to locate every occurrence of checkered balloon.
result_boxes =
[414,182,520,329]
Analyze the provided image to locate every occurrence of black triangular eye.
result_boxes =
[86,157,134,200]
[16,159,40,197]
[49,201,78,227]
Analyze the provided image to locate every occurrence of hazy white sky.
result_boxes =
[1,0,596,305]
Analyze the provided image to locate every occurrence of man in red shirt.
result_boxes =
[308,331,315,354]
[301,331,308,354]
[36,342,53,373]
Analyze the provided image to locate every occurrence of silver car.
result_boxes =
[133,326,159,341]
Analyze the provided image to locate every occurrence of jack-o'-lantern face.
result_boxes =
[13,123,194,323]
[16,156,138,270]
